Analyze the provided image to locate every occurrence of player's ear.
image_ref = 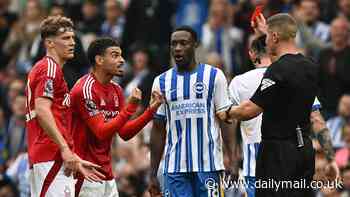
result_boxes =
[44,38,54,49]
[272,32,279,43]
[248,50,256,62]
[95,55,104,66]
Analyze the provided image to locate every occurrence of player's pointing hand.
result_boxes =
[149,90,164,110]
[128,88,142,104]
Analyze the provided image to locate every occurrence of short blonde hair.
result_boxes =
[267,13,297,41]
[40,15,74,39]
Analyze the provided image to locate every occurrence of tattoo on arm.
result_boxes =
[316,128,335,161]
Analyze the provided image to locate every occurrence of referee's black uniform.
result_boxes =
[250,53,318,197]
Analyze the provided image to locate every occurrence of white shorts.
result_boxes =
[77,179,119,197]
[30,161,76,197]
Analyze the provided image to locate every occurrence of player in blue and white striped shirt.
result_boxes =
[148,26,233,197]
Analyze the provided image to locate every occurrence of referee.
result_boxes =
[228,13,321,197]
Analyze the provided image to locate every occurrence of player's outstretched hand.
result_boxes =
[128,88,142,104]
[325,160,340,181]
[61,146,78,176]
[251,13,268,36]
[149,91,164,110]
[76,155,106,183]
[148,176,162,197]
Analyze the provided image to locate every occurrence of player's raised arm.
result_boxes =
[118,90,164,140]
[84,88,141,141]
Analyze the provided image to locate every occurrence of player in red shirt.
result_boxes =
[70,37,163,196]
[25,16,104,197]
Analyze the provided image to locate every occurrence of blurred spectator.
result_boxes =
[318,17,350,119]
[0,177,18,197]
[201,0,243,77]
[338,0,350,20]
[293,0,330,58]
[122,44,156,109]
[49,3,65,16]
[0,108,6,165]
[342,165,350,195]
[175,0,209,38]
[2,0,44,74]
[114,136,149,197]
[77,0,103,35]
[335,119,350,168]
[5,153,29,197]
[5,79,25,112]
[4,93,27,163]
[3,93,26,161]
[50,0,83,22]
[327,94,350,149]
[2,79,25,120]
[205,52,224,70]
[318,187,342,197]
[0,0,17,70]
[101,0,125,42]
[122,0,174,66]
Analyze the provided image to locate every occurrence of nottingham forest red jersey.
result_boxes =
[25,56,72,165]
[70,74,125,180]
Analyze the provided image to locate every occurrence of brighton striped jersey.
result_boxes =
[229,67,322,177]
[152,64,232,173]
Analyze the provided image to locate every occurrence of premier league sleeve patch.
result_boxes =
[43,79,54,98]
[85,99,99,116]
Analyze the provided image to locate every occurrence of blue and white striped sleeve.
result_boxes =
[152,76,166,121]
[214,69,232,113]
[228,76,241,106]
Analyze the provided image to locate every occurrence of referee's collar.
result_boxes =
[256,65,269,69]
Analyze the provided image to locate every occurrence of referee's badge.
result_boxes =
[193,82,207,94]
[261,78,275,91]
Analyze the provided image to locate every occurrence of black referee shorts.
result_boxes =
[255,136,315,197]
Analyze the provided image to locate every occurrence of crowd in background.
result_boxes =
[0,0,349,196]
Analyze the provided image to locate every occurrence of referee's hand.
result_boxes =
[251,13,268,36]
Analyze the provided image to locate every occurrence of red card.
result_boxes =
[251,5,264,23]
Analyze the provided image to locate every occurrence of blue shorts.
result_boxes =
[244,176,256,197]
[163,171,224,197]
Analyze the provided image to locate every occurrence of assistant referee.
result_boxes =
[227,13,320,197]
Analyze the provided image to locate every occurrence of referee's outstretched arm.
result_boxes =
[227,100,263,121]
